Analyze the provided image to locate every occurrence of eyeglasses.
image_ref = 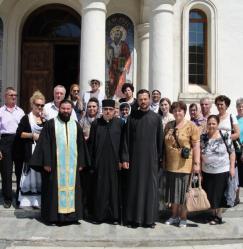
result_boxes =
[34,103,44,108]
[103,107,114,111]
[73,90,80,93]
[91,81,99,85]
[8,94,18,97]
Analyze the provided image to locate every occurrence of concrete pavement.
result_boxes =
[0,188,242,248]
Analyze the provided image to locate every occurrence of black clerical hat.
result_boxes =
[102,99,115,108]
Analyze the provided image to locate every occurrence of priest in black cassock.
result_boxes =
[88,99,123,224]
[30,99,88,225]
[121,89,163,228]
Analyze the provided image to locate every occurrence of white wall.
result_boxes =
[216,0,243,113]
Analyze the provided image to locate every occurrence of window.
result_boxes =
[189,9,207,85]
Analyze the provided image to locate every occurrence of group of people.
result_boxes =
[0,81,242,228]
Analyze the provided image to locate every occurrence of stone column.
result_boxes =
[137,23,150,90]
[149,0,176,99]
[80,0,109,94]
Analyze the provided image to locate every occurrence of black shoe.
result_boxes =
[92,220,102,225]
[15,200,20,208]
[234,199,240,206]
[3,200,11,209]
[145,223,156,229]
[209,216,223,225]
[127,222,139,229]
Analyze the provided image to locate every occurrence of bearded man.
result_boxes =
[30,99,88,225]
[122,89,163,228]
[88,99,123,224]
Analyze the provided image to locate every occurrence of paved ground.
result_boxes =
[0,185,242,249]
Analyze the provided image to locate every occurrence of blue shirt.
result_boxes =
[237,116,243,143]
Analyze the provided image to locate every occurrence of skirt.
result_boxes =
[202,171,229,209]
[163,171,190,205]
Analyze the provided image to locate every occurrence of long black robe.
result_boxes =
[121,109,163,225]
[88,117,122,222]
[30,119,89,223]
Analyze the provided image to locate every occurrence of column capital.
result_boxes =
[152,0,176,6]
[151,0,176,14]
[81,0,110,13]
[137,23,150,39]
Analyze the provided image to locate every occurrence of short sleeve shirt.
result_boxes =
[164,120,200,173]
[237,116,243,143]
[200,131,233,174]
[218,113,238,134]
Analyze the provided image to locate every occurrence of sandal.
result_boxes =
[205,215,214,223]
[209,216,223,225]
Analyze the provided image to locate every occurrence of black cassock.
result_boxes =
[30,119,88,224]
[88,117,122,222]
[121,109,163,226]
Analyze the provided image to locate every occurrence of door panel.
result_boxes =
[21,42,53,112]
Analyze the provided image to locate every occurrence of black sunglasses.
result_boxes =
[34,103,44,108]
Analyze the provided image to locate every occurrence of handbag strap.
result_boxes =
[230,114,234,134]
[172,121,182,149]
[219,130,231,155]
[188,173,202,189]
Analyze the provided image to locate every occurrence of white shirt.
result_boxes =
[82,90,105,113]
[218,113,238,134]
[150,102,160,113]
[0,105,25,134]
[44,102,77,121]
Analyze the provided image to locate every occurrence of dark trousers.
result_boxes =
[0,135,23,202]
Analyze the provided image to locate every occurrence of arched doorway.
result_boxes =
[21,4,81,112]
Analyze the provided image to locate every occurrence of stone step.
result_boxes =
[4,244,243,249]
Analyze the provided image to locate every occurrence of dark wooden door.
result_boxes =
[21,42,53,112]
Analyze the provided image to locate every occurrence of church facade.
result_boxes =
[0,0,242,108]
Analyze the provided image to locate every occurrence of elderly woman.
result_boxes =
[82,79,105,112]
[201,115,235,224]
[79,97,100,140]
[16,90,46,208]
[215,95,240,205]
[119,83,138,114]
[236,98,243,203]
[119,102,131,124]
[158,97,174,129]
[163,101,200,227]
[189,103,206,134]
[215,95,240,141]
[68,84,83,121]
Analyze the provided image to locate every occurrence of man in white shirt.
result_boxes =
[44,85,77,121]
[0,87,25,208]
[200,97,212,119]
